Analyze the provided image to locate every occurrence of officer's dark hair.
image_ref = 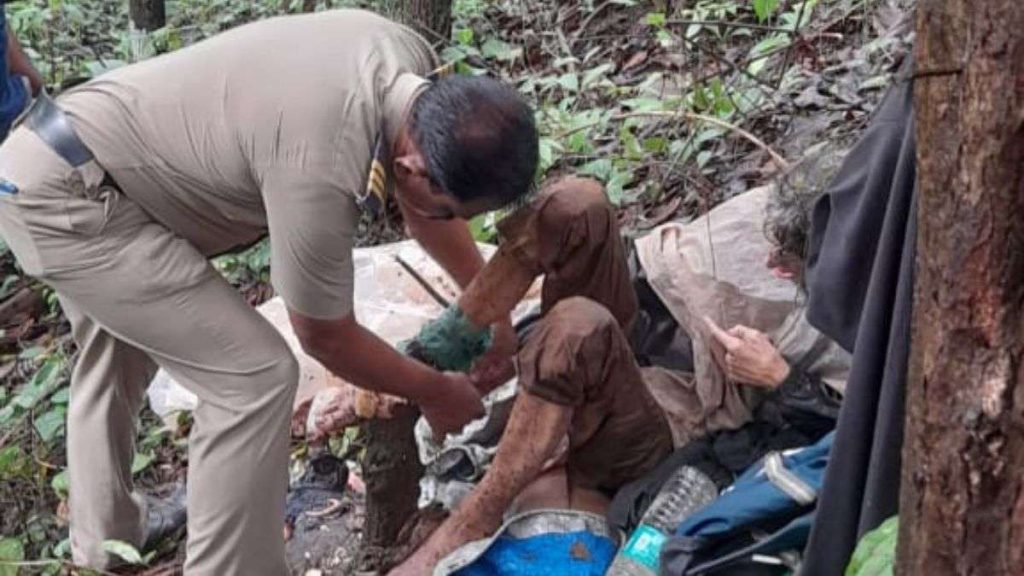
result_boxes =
[409,75,538,208]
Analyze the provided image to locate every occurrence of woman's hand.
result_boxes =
[705,316,790,389]
[469,318,517,396]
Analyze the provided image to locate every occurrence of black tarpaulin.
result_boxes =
[798,56,917,575]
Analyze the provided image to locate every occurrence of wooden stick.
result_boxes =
[665,18,796,33]
[394,255,451,309]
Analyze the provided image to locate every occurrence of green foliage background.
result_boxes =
[0,0,910,572]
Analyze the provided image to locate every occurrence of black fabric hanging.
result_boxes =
[798,56,917,575]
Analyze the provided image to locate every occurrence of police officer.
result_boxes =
[0,9,537,574]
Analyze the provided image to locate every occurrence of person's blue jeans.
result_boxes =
[0,7,30,136]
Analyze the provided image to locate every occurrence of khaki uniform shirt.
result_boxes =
[59,9,437,319]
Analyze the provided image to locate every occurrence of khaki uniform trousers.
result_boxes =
[0,128,297,575]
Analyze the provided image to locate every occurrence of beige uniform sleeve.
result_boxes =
[263,167,360,321]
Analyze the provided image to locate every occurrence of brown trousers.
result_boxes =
[499,177,674,494]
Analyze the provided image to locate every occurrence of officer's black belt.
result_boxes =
[21,93,123,193]
[22,93,96,168]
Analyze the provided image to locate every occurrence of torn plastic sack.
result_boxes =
[632,186,798,443]
[632,186,849,446]
[435,509,622,576]
[415,378,518,510]
[146,240,542,427]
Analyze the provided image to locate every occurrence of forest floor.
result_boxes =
[0,0,912,574]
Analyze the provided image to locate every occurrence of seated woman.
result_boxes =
[388,154,849,575]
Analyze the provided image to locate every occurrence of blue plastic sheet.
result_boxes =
[455,530,617,576]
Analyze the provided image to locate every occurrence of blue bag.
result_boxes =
[660,432,834,575]
[0,7,30,137]
[436,510,620,576]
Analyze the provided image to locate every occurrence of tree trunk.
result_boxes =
[129,0,166,31]
[278,0,317,13]
[362,405,424,548]
[897,1,1024,574]
[357,0,453,565]
[397,0,453,43]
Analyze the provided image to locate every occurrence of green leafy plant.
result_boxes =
[752,0,781,22]
[0,353,68,428]
[0,538,25,576]
[0,0,909,568]
[102,539,147,566]
[846,516,898,576]
[213,239,271,285]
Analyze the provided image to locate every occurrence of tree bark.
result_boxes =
[358,0,453,565]
[396,0,453,43]
[129,0,166,31]
[362,405,424,549]
[897,1,1024,574]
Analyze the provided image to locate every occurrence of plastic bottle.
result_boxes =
[607,466,719,575]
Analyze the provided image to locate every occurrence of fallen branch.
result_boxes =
[0,560,120,576]
[137,561,184,576]
[680,34,778,93]
[665,18,796,33]
[0,287,44,327]
[776,0,812,88]
[571,0,616,50]
[553,110,790,170]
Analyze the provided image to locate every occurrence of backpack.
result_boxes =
[659,432,834,576]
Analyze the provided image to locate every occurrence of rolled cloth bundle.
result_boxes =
[402,305,493,372]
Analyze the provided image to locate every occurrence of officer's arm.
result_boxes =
[263,163,484,434]
[291,310,439,402]
[288,309,484,437]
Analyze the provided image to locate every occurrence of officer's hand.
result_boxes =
[470,318,517,396]
[421,372,485,439]
[704,317,790,389]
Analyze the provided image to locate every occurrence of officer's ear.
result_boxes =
[393,154,429,182]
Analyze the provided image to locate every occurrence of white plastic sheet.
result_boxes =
[147,240,542,424]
